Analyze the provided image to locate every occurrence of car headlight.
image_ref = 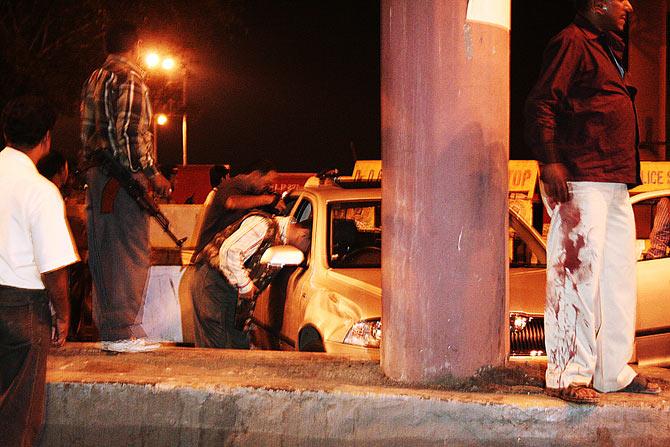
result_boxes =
[511,314,528,332]
[509,312,546,357]
[343,319,382,348]
[510,312,539,333]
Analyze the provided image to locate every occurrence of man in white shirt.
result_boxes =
[191,210,310,348]
[0,96,79,446]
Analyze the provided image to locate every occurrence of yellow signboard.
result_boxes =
[508,160,539,198]
[508,160,539,227]
[631,162,670,193]
[352,160,382,181]
[506,161,670,195]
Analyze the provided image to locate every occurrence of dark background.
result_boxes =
[510,2,575,162]
[180,0,382,172]
[1,1,578,174]
[162,1,575,172]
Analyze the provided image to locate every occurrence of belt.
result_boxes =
[0,284,48,307]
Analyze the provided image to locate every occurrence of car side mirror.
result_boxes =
[260,245,304,267]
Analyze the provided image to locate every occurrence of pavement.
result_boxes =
[42,343,670,446]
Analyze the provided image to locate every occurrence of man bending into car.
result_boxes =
[190,210,310,349]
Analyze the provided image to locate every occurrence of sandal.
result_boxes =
[620,375,661,395]
[546,384,600,404]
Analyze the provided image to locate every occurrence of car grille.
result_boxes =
[510,314,545,355]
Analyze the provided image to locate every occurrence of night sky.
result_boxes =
[148,0,381,173]
[45,1,576,174]
[511,2,583,162]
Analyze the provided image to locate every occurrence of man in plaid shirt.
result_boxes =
[80,21,171,353]
[645,197,670,260]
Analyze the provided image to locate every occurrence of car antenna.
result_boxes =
[350,140,358,164]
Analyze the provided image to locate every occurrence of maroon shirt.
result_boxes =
[525,15,640,186]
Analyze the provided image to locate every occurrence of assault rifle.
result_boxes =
[234,261,281,332]
[92,150,187,247]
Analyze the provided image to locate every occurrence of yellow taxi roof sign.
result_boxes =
[631,162,670,193]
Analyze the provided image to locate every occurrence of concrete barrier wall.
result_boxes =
[149,204,203,249]
[42,382,670,446]
[67,203,204,250]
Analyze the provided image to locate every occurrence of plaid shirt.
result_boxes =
[196,212,289,294]
[646,197,670,259]
[80,54,158,176]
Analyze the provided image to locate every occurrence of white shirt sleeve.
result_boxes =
[219,215,270,294]
[30,183,79,274]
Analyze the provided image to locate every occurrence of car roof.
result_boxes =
[630,189,670,204]
[292,183,381,201]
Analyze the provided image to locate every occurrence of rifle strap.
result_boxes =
[100,177,121,214]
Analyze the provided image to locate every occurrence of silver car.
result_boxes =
[252,178,382,359]
[510,189,670,367]
[252,178,670,366]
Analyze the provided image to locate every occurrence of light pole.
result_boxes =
[144,50,188,165]
[181,70,188,165]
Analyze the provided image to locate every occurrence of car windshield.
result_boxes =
[328,200,381,268]
[508,210,546,268]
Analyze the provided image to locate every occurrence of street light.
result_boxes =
[161,57,176,71]
[156,113,168,126]
[153,113,169,162]
[143,49,188,165]
[145,52,161,69]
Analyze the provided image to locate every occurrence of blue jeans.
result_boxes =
[0,285,51,447]
[86,167,150,341]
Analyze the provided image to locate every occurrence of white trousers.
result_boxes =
[543,181,637,392]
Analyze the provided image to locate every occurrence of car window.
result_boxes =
[509,228,545,268]
[634,196,670,260]
[290,197,314,263]
[508,212,546,268]
[328,200,381,268]
[281,194,300,217]
[294,198,313,224]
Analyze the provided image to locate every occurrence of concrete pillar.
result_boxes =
[629,0,667,160]
[381,0,509,381]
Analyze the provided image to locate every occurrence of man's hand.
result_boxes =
[273,196,287,214]
[42,266,70,349]
[541,163,571,203]
[239,284,259,301]
[52,317,69,348]
[150,173,172,198]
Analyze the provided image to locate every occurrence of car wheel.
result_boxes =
[299,327,325,352]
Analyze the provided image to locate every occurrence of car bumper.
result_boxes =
[324,340,380,361]
[509,312,545,356]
